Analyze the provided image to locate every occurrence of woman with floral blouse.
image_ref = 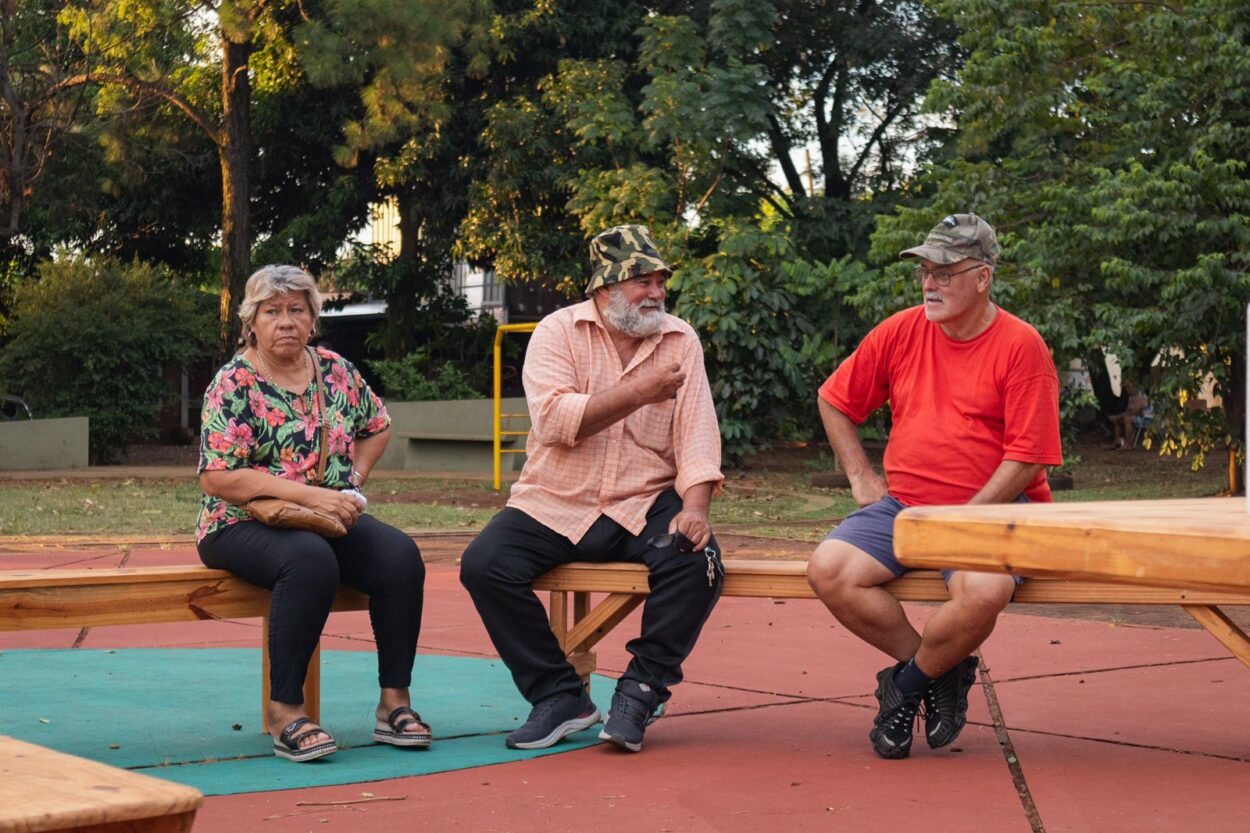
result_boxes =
[197,264,430,762]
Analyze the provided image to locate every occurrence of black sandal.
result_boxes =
[373,706,433,748]
[273,717,337,762]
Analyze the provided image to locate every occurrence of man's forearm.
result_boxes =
[680,480,714,516]
[967,460,1045,504]
[819,398,874,479]
[200,468,317,505]
[576,378,646,441]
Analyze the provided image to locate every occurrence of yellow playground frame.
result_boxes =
[493,322,537,489]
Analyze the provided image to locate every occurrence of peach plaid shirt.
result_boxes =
[507,299,723,543]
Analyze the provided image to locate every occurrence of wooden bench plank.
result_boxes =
[534,560,1250,606]
[395,431,518,444]
[536,560,1250,687]
[894,497,1250,594]
[0,735,203,833]
[0,568,368,630]
[0,567,370,732]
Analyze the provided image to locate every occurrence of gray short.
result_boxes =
[824,495,1024,584]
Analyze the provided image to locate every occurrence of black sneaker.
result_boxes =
[869,662,923,759]
[599,680,660,753]
[923,655,980,749]
[505,690,600,750]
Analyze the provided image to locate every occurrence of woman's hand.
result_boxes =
[301,486,363,529]
[201,468,362,527]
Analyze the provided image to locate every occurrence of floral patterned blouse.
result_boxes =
[196,346,390,542]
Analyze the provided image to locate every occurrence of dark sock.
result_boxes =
[893,657,935,696]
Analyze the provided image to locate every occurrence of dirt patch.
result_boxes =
[123,444,199,466]
[371,489,509,511]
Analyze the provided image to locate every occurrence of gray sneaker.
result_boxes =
[506,690,600,750]
[599,680,661,753]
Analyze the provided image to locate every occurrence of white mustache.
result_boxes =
[924,293,944,303]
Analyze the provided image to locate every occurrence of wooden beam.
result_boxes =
[536,561,1250,606]
[0,568,368,631]
[1182,604,1250,666]
[894,497,1250,594]
[563,593,645,654]
[0,736,202,832]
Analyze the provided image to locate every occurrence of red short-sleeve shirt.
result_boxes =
[819,306,1062,506]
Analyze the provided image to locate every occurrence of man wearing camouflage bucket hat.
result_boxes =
[806,213,1062,760]
[461,224,724,753]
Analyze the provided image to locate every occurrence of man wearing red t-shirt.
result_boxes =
[807,214,1062,760]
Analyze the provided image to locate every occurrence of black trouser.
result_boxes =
[198,515,425,705]
[459,490,723,705]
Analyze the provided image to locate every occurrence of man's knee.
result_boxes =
[807,539,891,600]
[949,574,1015,621]
[458,537,496,591]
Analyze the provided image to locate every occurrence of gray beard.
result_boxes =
[603,285,665,337]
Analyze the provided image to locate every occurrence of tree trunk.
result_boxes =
[384,187,423,358]
[218,35,252,358]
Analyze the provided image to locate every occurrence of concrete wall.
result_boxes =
[375,398,528,472]
[0,417,90,470]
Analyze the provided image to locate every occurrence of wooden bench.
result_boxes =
[0,565,369,732]
[0,735,203,833]
[533,559,1250,687]
[396,430,524,473]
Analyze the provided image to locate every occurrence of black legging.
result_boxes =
[198,515,425,704]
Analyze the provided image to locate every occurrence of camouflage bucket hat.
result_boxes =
[899,213,1001,266]
[585,224,672,295]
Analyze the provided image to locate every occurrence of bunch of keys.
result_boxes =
[646,531,723,587]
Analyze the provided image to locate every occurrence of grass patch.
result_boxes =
[0,477,502,537]
[0,439,1231,539]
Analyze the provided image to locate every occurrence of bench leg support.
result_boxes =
[547,590,646,691]
[1182,604,1250,669]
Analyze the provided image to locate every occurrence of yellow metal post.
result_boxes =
[493,322,538,490]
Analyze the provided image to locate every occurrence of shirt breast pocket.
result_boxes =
[627,400,675,454]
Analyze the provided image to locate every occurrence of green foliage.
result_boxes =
[334,253,499,370]
[368,352,484,402]
[871,0,1250,470]
[297,0,490,167]
[0,257,213,462]
[457,0,651,294]
[453,1,960,455]
[671,219,868,459]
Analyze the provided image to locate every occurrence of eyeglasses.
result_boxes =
[647,531,695,553]
[914,263,983,286]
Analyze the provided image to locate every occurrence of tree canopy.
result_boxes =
[871,0,1250,470]
[0,0,1245,469]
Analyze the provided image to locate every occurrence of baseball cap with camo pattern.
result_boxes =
[899,213,1000,266]
[585,224,672,295]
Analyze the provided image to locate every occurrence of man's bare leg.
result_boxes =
[913,571,1016,677]
[807,539,919,660]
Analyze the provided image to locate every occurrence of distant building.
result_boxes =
[360,196,564,324]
